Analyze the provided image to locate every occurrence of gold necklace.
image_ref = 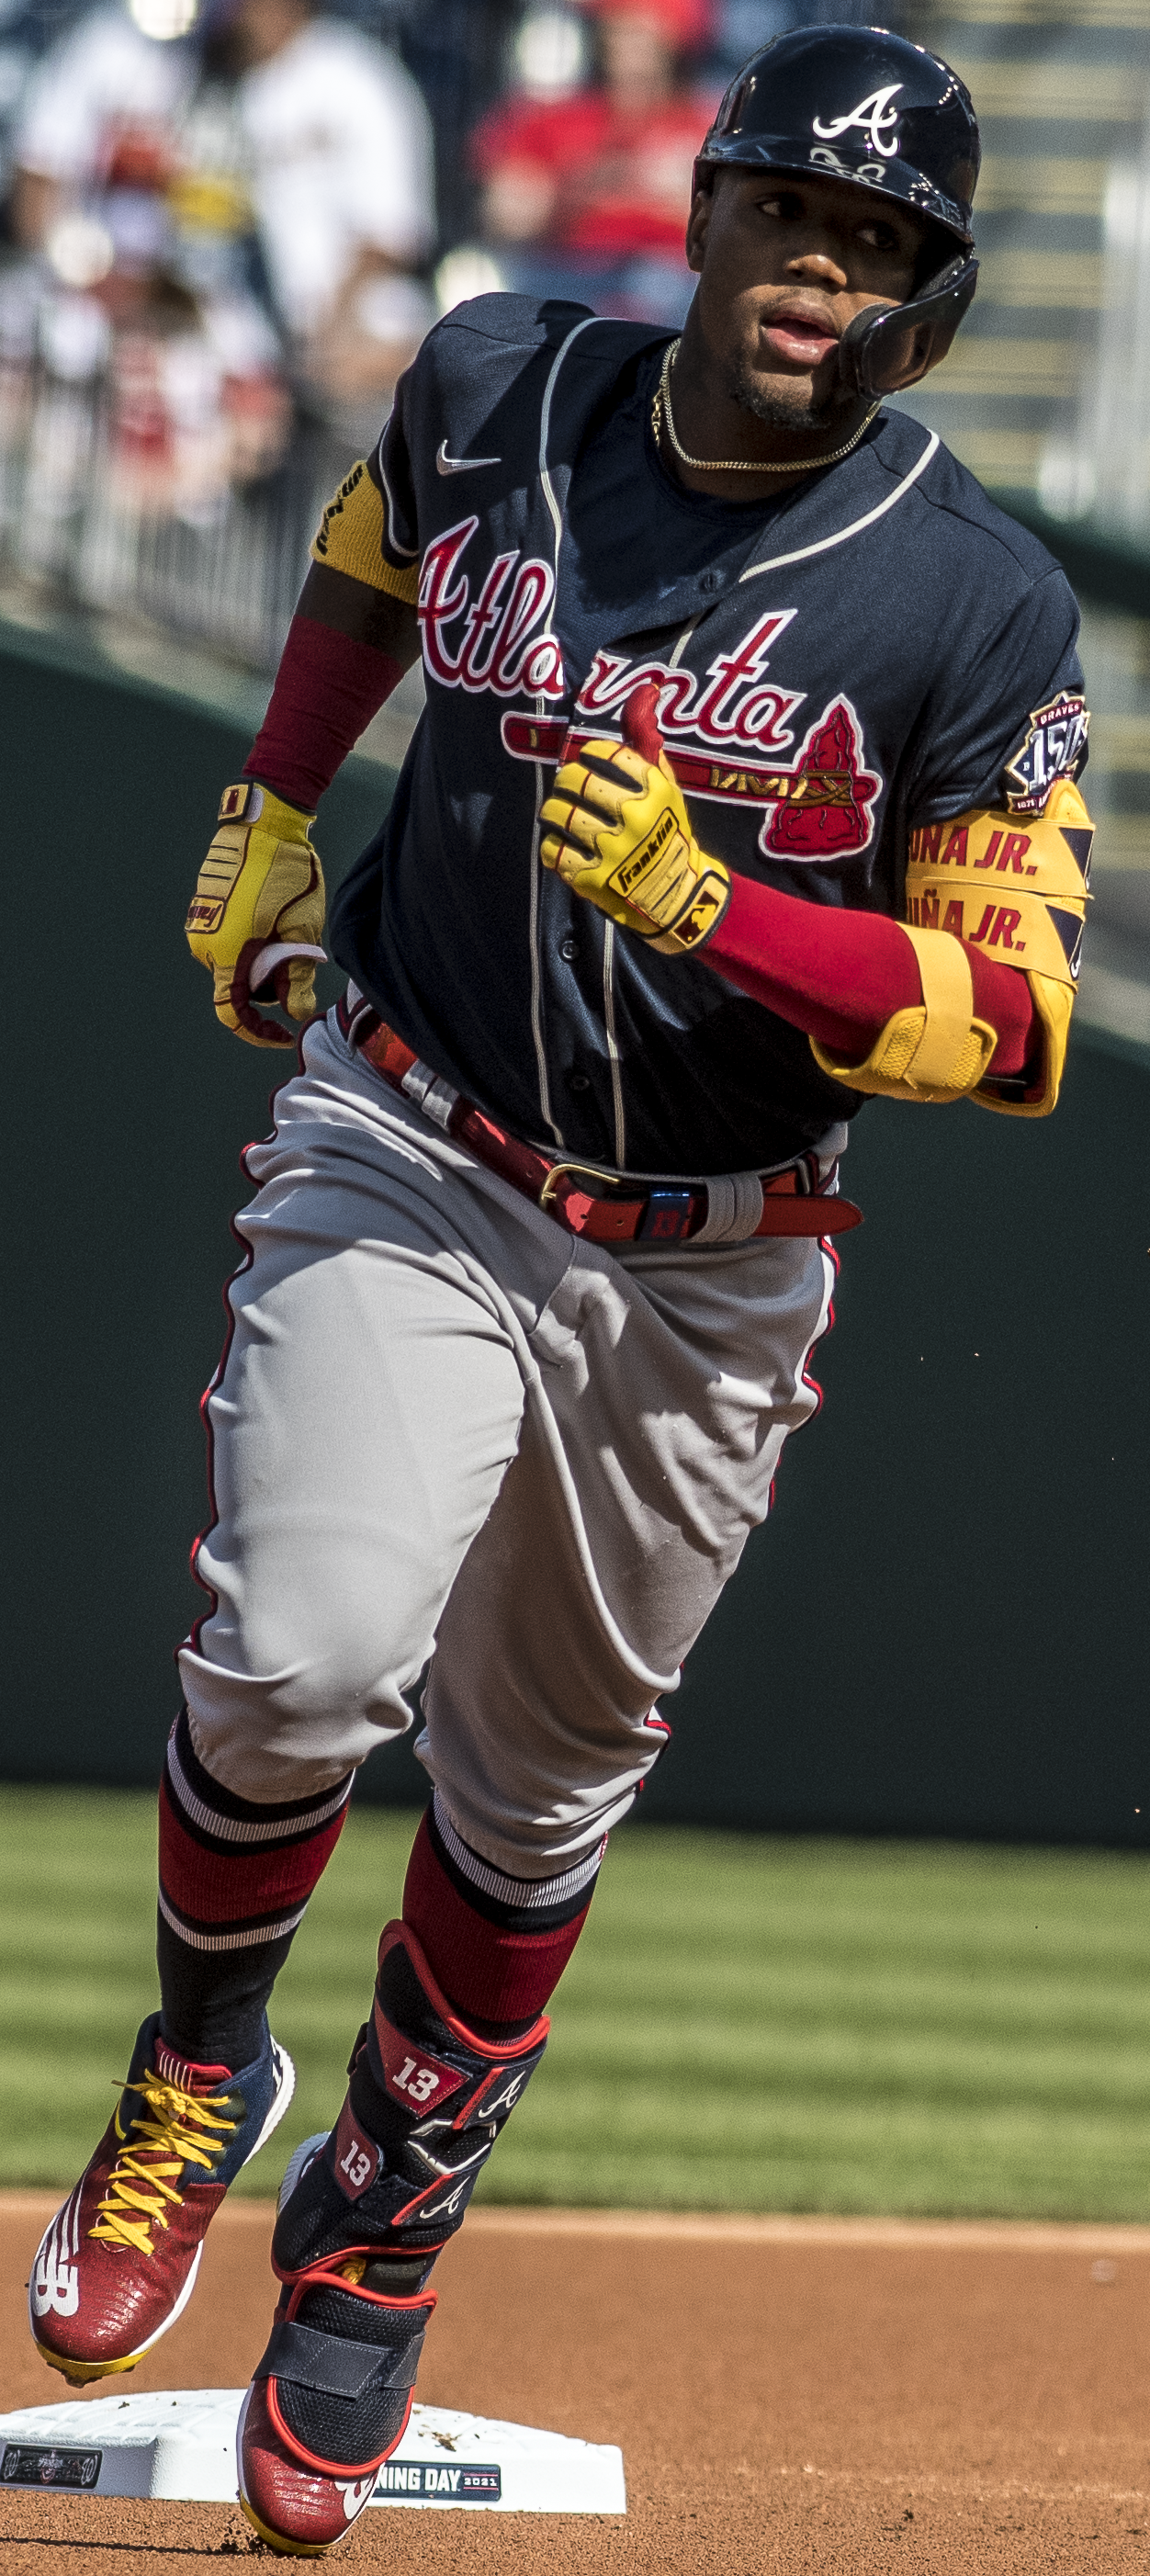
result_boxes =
[652,336,879,479]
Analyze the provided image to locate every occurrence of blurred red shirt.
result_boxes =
[473,88,716,258]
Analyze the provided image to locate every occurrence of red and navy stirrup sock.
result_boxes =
[401,1791,605,2034]
[157,1708,353,2072]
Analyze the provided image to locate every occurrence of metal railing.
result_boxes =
[0,280,350,671]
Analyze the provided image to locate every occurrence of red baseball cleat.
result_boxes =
[29,2012,293,2386]
[237,1921,548,2551]
[236,2256,434,2555]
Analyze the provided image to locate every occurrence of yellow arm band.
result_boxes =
[905,777,1089,987]
[310,459,420,604]
[809,921,998,1103]
[908,775,1092,1119]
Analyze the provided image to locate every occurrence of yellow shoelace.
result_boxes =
[89,2071,238,2256]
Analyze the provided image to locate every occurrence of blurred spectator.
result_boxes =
[0,0,51,217]
[11,0,436,404]
[377,0,524,255]
[2,9,290,540]
[473,0,716,326]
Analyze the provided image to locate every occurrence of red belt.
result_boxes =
[348,1005,862,1244]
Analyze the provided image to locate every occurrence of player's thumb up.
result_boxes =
[620,681,666,772]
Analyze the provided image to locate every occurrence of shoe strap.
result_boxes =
[255,2304,432,2401]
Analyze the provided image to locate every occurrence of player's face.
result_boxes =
[685,170,927,429]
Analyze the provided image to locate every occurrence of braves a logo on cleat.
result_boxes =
[408,2177,470,2224]
[454,2065,532,2127]
[341,2476,377,2519]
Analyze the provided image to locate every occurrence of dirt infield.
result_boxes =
[3,2197,1150,2570]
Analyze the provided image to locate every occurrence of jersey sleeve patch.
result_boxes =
[310,458,419,604]
[1003,689,1088,818]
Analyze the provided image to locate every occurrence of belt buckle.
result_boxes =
[537,1159,626,1215]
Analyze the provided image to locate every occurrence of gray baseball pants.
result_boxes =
[178,1009,838,1879]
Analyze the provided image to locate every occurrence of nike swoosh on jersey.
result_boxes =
[436,442,502,474]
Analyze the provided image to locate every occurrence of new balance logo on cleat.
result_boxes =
[30,2193,82,2321]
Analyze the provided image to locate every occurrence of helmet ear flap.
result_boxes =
[837,254,978,400]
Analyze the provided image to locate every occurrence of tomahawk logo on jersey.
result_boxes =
[330,295,1087,1178]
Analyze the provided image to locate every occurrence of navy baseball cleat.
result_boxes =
[238,1920,547,2553]
[29,2012,294,2386]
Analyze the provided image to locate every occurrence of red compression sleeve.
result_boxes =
[706,871,1038,1079]
[243,611,404,811]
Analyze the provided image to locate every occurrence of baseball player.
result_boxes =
[29,25,1091,2556]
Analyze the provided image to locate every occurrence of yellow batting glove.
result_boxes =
[539,685,729,955]
[185,782,327,1048]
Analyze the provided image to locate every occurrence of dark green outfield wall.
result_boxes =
[4,626,1149,1844]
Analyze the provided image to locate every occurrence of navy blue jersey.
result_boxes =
[331,295,1086,1177]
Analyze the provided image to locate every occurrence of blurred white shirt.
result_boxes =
[237,21,434,333]
[16,7,436,336]
[17,7,190,180]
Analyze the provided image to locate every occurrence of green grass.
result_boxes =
[3,1787,1150,2218]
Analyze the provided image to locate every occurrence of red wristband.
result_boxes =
[243,611,405,812]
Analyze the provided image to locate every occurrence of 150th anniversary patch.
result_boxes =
[1005,690,1088,817]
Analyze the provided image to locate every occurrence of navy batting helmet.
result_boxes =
[696,26,980,398]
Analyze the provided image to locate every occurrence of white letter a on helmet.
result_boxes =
[812,85,904,157]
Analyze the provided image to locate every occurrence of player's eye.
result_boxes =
[859,219,911,260]
[757,189,805,221]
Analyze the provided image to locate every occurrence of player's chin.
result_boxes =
[738,331,840,426]
[742,360,838,434]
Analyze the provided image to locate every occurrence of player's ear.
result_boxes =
[685,164,715,275]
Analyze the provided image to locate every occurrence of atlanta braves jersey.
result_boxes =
[330,293,1087,1177]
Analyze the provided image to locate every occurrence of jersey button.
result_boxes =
[559,936,580,962]
[698,570,722,593]
[569,1071,591,1092]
